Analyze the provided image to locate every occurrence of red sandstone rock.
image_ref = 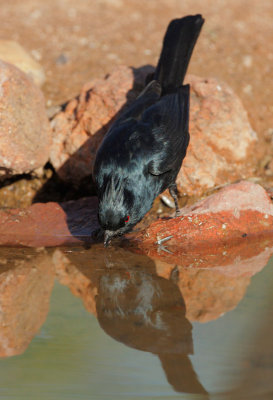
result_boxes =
[180,75,257,195]
[50,66,257,194]
[0,249,55,357]
[129,181,273,257]
[0,197,99,247]
[0,60,51,176]
[0,181,272,250]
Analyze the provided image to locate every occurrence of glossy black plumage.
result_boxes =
[93,15,204,245]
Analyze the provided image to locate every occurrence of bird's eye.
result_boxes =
[125,215,130,223]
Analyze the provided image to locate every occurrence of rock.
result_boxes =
[0,169,53,209]
[50,66,257,194]
[0,60,51,176]
[50,65,145,184]
[179,75,257,195]
[129,181,273,256]
[0,248,54,357]
[0,40,45,87]
[0,181,273,250]
[0,197,99,247]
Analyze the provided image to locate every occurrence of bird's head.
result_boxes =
[97,175,142,246]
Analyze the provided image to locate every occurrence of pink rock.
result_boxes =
[0,60,51,176]
[50,66,257,195]
[0,197,99,247]
[180,179,273,216]
[179,75,257,195]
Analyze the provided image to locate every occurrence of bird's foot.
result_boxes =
[169,184,181,217]
[155,235,173,254]
[175,209,182,217]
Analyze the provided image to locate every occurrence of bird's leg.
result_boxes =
[155,235,173,254]
[169,184,180,216]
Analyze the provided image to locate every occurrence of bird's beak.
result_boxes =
[104,230,114,247]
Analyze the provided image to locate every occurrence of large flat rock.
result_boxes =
[0,181,273,251]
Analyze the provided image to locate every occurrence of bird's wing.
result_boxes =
[107,80,161,132]
[93,81,161,183]
[141,84,190,176]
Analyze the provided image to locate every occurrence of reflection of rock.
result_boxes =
[0,60,50,177]
[130,236,273,323]
[53,239,273,391]
[178,269,249,322]
[53,249,98,316]
[50,65,256,194]
[55,231,273,328]
[154,238,273,322]
[0,249,55,357]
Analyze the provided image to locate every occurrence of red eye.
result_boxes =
[125,215,130,223]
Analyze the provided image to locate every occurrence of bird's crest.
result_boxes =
[101,175,127,209]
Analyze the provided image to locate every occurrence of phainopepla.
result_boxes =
[93,15,205,246]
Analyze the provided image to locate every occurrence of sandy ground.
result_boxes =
[1,0,272,142]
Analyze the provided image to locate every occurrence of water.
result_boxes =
[0,243,272,400]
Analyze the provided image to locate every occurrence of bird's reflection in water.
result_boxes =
[94,250,208,396]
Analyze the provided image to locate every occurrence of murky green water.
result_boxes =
[0,244,272,400]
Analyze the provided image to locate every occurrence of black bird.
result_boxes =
[93,15,204,246]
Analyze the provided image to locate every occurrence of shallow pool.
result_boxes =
[0,244,272,399]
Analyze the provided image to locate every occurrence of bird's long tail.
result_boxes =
[154,14,204,95]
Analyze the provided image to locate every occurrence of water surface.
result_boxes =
[0,244,272,399]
